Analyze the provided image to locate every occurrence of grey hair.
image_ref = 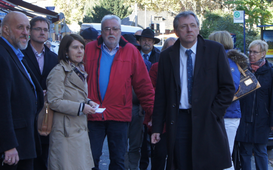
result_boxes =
[173,11,200,30]
[249,40,268,53]
[161,37,177,51]
[101,15,121,30]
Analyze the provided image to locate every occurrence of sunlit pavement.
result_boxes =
[98,139,273,170]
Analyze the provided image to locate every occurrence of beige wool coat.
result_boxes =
[46,60,94,170]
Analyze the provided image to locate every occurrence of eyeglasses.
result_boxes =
[32,27,49,32]
[247,50,262,55]
[103,27,120,33]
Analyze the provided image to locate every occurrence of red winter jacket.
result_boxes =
[85,35,154,123]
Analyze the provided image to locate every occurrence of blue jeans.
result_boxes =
[239,142,268,170]
[88,121,129,170]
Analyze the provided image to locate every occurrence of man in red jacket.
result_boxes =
[84,14,154,170]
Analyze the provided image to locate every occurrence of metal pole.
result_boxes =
[64,18,66,34]
[145,5,146,28]
[243,11,246,54]
[135,2,137,26]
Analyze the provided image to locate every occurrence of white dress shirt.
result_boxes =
[179,41,197,109]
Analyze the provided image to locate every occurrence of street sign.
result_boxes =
[234,11,244,23]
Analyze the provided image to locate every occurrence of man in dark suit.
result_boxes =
[0,11,44,170]
[21,16,58,170]
[151,11,235,170]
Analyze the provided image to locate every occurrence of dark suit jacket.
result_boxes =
[22,41,58,90]
[152,35,235,170]
[138,46,160,64]
[0,38,44,160]
[22,41,58,146]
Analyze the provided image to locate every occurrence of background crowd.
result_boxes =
[0,9,272,170]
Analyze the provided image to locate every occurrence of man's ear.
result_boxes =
[2,25,10,36]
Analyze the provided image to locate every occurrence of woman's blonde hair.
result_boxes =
[208,30,233,50]
[248,40,268,53]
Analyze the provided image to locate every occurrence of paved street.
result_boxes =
[97,138,273,170]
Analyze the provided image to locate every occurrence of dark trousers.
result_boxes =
[239,142,268,170]
[124,104,144,170]
[151,132,167,170]
[88,121,129,170]
[139,125,151,170]
[174,109,193,170]
[0,159,33,170]
[33,142,48,170]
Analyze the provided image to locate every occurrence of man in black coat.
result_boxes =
[135,28,160,170]
[0,11,44,170]
[151,11,235,170]
[21,16,58,170]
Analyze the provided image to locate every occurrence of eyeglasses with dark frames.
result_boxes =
[103,27,120,33]
[247,50,263,55]
[32,27,49,32]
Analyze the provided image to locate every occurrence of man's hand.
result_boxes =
[4,148,19,165]
[151,133,161,144]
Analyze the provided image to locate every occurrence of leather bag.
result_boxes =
[37,95,53,136]
[233,63,261,101]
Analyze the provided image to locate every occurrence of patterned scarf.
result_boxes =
[250,58,266,72]
[69,61,86,82]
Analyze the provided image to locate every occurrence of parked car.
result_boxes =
[81,23,142,35]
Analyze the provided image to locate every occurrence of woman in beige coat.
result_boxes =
[46,34,98,170]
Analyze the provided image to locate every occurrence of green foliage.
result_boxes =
[83,6,112,23]
[200,10,259,52]
[54,0,85,24]
[83,0,132,23]
[225,0,273,29]
[100,0,132,19]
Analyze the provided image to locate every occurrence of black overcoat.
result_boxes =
[0,38,44,160]
[152,35,235,170]
[236,61,273,144]
[138,45,160,64]
[22,41,58,90]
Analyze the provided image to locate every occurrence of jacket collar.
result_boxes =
[255,60,271,75]
[169,35,205,87]
[59,60,88,94]
[0,38,33,85]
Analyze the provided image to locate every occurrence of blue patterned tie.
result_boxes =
[143,54,149,60]
[186,49,193,105]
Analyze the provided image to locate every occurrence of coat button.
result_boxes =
[171,121,174,124]
[172,104,176,107]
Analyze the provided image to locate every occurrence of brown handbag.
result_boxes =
[233,63,261,101]
[37,95,54,136]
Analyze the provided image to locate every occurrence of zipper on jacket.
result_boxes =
[96,46,122,120]
[96,50,104,120]
[251,74,259,122]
